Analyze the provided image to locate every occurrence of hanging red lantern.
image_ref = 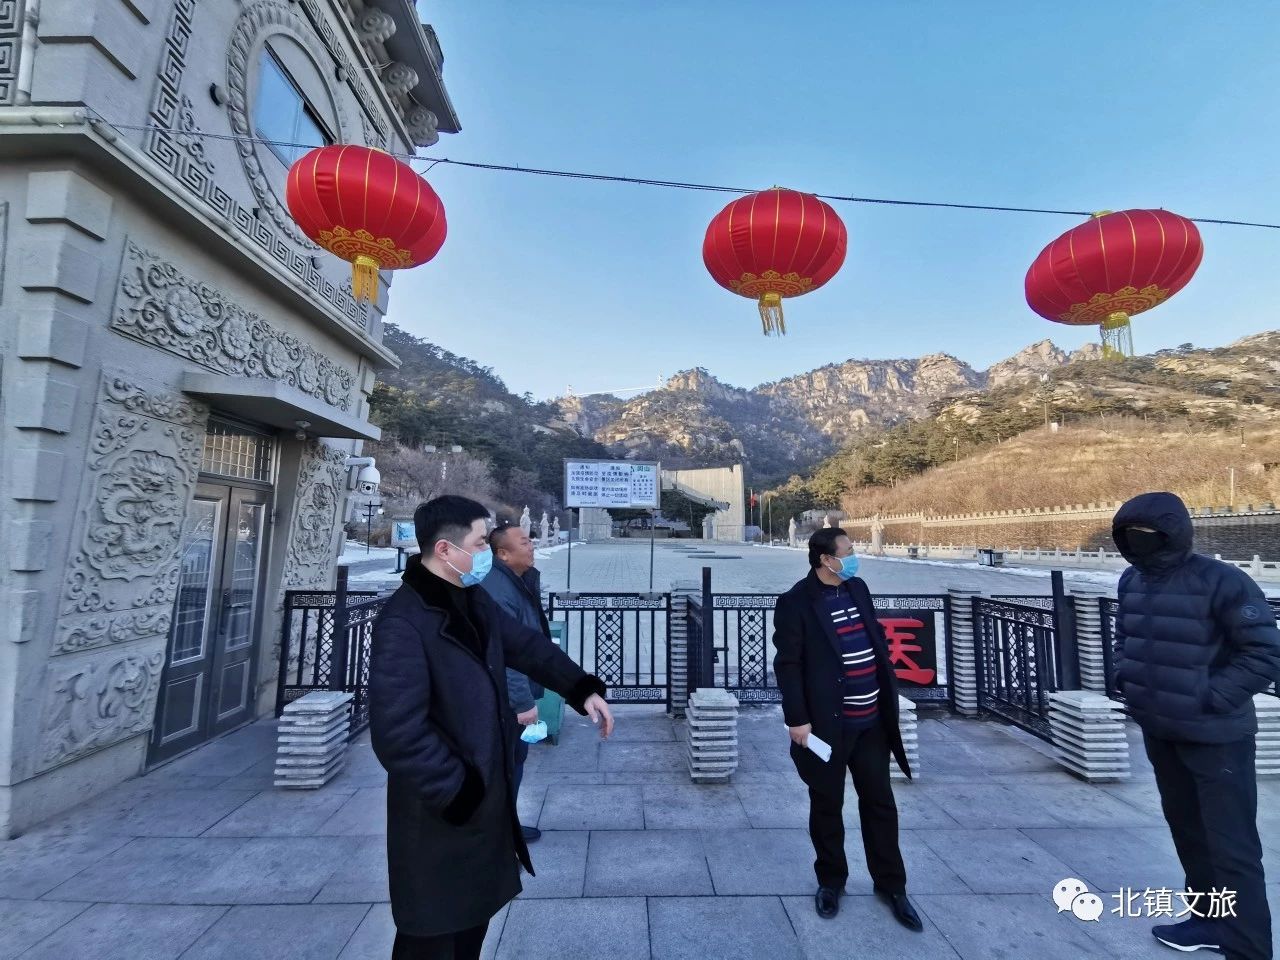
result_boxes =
[703,187,847,336]
[1025,208,1202,358]
[286,145,446,302]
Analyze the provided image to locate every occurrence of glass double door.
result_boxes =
[150,482,271,764]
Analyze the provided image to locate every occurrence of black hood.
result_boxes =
[1112,492,1194,572]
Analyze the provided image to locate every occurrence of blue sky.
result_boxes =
[390,1,1280,400]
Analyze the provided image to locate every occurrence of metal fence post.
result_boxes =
[276,592,295,717]
[1051,571,1082,691]
[700,566,714,690]
[330,565,351,692]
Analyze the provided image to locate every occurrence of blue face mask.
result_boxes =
[447,542,493,587]
[827,554,859,581]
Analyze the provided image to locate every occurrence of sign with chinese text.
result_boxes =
[391,519,417,549]
[870,596,946,699]
[564,460,660,510]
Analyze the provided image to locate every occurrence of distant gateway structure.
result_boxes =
[578,465,746,543]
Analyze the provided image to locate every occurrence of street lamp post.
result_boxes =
[362,501,384,554]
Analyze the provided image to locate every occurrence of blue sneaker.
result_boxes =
[1152,918,1220,953]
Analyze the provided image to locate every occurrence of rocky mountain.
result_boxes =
[552,338,1107,484]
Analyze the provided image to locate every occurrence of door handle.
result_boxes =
[219,589,232,638]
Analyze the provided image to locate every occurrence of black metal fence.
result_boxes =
[276,568,385,735]
[546,591,671,705]
[972,597,1061,738]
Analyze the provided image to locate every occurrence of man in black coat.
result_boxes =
[369,496,615,960]
[1112,492,1280,960]
[772,527,922,930]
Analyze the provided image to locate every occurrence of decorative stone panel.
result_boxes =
[112,240,355,411]
[52,375,208,657]
[282,440,348,590]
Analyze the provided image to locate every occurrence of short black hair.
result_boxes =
[414,495,489,555]
[488,521,519,551]
[808,527,849,568]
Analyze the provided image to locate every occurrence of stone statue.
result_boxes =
[519,506,531,537]
[552,516,561,540]
[788,516,797,548]
[539,511,550,543]
[871,515,886,556]
[822,514,832,529]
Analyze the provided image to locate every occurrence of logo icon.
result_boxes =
[1054,879,1103,921]
[1242,605,1260,621]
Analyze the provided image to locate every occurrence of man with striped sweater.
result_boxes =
[772,527,922,930]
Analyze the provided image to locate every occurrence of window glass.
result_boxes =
[253,47,332,167]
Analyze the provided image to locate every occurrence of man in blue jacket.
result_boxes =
[483,520,550,842]
[1112,492,1280,960]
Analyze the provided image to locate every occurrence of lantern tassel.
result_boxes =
[1099,311,1134,359]
[351,255,381,303]
[759,293,786,336]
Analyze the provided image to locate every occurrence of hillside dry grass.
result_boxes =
[842,418,1280,518]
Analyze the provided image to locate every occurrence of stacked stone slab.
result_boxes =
[1069,585,1111,694]
[686,688,738,783]
[275,691,353,789]
[1256,693,1280,777]
[891,695,919,780]
[947,587,983,716]
[1047,690,1130,782]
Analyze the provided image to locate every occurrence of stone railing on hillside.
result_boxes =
[845,502,1280,528]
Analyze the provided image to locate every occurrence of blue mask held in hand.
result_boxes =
[447,542,493,587]
[828,554,859,581]
[521,721,548,744]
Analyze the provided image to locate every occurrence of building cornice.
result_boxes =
[0,108,401,371]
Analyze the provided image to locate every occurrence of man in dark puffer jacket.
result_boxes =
[1112,492,1280,960]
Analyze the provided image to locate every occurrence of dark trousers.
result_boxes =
[391,922,489,960]
[1144,732,1271,960]
[806,722,907,893]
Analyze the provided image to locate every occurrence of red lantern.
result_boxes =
[1025,209,1202,358]
[286,145,446,302]
[703,187,847,336]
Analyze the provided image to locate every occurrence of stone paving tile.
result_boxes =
[641,784,750,829]
[312,837,388,903]
[1020,826,1184,893]
[597,741,687,773]
[46,836,361,904]
[516,784,547,827]
[202,786,357,837]
[1021,781,1168,828]
[913,782,1068,829]
[181,904,370,960]
[538,785,643,831]
[734,782,811,829]
[584,830,713,896]
[334,903,511,960]
[918,829,1084,895]
[0,899,89,960]
[518,771,606,786]
[522,741,600,773]
[495,898,650,960]
[16,903,227,960]
[598,715,676,742]
[702,828,815,896]
[0,831,131,900]
[843,832,972,896]
[604,771,690,785]
[517,830,588,899]
[648,896,804,960]
[783,894,962,959]
[916,893,1109,960]
[316,787,388,837]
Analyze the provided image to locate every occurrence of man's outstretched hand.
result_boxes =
[584,694,614,739]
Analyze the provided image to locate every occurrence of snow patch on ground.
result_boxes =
[338,541,400,565]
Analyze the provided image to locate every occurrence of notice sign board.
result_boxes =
[391,519,417,550]
[564,459,660,510]
[871,596,947,701]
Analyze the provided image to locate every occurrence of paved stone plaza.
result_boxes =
[1,704,1278,959]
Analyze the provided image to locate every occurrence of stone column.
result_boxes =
[947,587,983,716]
[1256,693,1280,777]
[1069,585,1112,694]
[667,580,697,718]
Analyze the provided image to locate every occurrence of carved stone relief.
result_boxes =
[53,375,208,656]
[112,241,355,411]
[145,0,366,327]
[0,1,20,106]
[38,647,166,770]
[225,1,348,247]
[282,440,348,590]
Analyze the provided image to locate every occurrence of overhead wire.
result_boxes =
[87,114,1280,230]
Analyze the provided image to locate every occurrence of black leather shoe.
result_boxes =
[521,824,542,843]
[880,891,923,931]
[815,886,841,919]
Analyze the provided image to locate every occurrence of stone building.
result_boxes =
[0,0,457,837]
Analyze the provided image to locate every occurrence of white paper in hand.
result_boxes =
[784,723,833,762]
[805,734,833,762]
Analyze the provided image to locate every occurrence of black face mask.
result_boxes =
[1122,528,1166,558]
